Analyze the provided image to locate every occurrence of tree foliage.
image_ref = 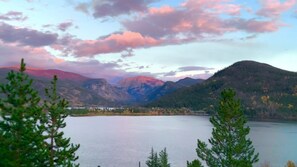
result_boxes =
[146,148,170,167]
[196,88,259,167]
[146,148,160,167]
[159,148,170,167]
[0,59,47,166]
[0,59,80,167]
[186,160,202,167]
[44,75,80,167]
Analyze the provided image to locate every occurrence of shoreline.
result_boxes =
[69,112,297,122]
[70,112,209,117]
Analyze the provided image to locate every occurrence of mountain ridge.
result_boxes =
[149,60,297,120]
[0,67,203,106]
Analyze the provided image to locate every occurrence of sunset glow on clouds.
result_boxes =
[0,0,296,82]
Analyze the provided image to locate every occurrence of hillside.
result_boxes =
[118,76,164,103]
[0,67,202,106]
[149,61,297,120]
[147,78,204,101]
[175,77,204,87]
[0,67,113,106]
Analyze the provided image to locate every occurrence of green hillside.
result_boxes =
[149,61,297,120]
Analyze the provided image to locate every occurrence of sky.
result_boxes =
[0,0,297,83]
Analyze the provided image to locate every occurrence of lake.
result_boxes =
[64,116,297,167]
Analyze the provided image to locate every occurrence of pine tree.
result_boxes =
[159,148,170,167]
[196,88,259,167]
[44,75,80,167]
[146,148,160,167]
[186,160,203,167]
[0,59,47,166]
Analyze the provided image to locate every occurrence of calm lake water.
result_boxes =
[64,116,297,167]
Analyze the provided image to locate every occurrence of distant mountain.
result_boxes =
[119,76,164,88]
[176,77,204,87]
[0,67,202,106]
[118,76,164,103]
[0,67,88,81]
[147,78,204,101]
[82,79,130,102]
[149,61,297,120]
[27,69,88,81]
[0,67,113,106]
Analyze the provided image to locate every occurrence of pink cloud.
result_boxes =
[0,41,64,68]
[228,19,283,33]
[0,41,145,82]
[54,0,289,58]
[58,31,160,57]
[0,1,289,60]
[123,0,285,44]
[212,3,241,15]
[53,0,290,58]
[257,0,296,18]
[243,20,282,32]
[149,6,175,15]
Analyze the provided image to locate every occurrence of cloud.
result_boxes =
[257,0,296,18]
[43,24,53,28]
[0,31,213,82]
[62,0,292,57]
[121,48,135,58]
[0,11,27,21]
[57,21,73,31]
[0,41,142,82]
[0,0,288,60]
[240,34,257,40]
[178,66,214,72]
[91,0,157,18]
[138,65,145,69]
[75,0,158,18]
[122,0,284,45]
[0,41,65,67]
[160,71,212,81]
[54,31,160,57]
[227,18,283,33]
[163,71,176,77]
[75,2,90,14]
[0,22,58,47]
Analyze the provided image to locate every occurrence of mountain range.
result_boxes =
[2,60,297,120]
[149,61,297,120]
[0,67,203,106]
